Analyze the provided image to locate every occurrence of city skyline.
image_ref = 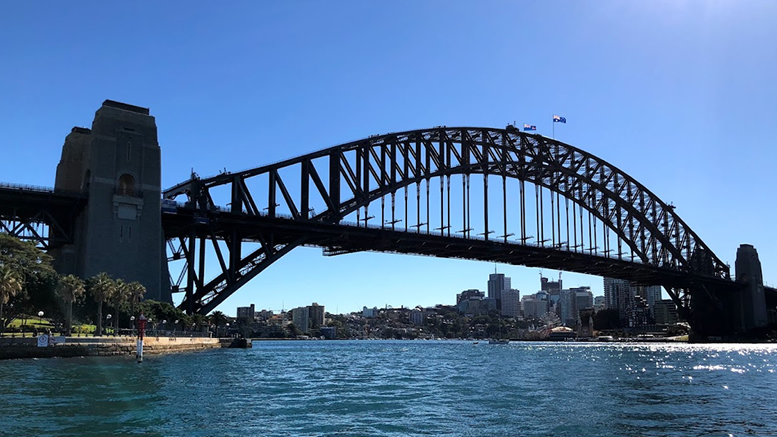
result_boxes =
[1,2,775,315]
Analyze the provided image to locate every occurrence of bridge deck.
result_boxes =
[162,207,738,291]
[0,184,87,248]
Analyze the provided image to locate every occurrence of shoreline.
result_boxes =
[0,336,230,360]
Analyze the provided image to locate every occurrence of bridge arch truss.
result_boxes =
[163,126,730,315]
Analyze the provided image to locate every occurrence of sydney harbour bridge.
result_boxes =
[0,100,772,340]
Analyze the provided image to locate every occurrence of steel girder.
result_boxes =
[163,126,732,315]
[0,185,86,249]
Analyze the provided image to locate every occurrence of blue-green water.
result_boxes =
[2,341,776,436]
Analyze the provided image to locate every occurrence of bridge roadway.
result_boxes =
[162,205,740,292]
[0,183,86,249]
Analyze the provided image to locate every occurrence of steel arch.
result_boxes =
[164,126,729,314]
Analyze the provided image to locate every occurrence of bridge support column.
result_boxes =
[688,283,736,340]
[734,244,768,331]
[51,100,169,302]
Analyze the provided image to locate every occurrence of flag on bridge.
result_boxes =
[523,124,537,131]
[553,115,566,123]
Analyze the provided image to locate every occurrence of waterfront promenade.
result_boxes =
[0,336,227,360]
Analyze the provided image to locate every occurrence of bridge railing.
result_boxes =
[0,182,55,193]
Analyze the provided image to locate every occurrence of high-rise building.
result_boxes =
[559,286,594,328]
[603,278,662,326]
[522,294,549,320]
[292,306,310,334]
[653,299,679,325]
[236,304,256,321]
[559,289,576,326]
[488,272,511,309]
[573,287,594,312]
[643,285,662,313]
[291,303,325,334]
[501,289,521,318]
[409,308,424,325]
[541,274,562,313]
[308,302,325,329]
[457,289,485,304]
[594,296,606,312]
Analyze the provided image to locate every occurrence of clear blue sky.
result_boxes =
[1,1,775,316]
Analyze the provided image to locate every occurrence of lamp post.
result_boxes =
[130,316,135,336]
[37,311,44,332]
[106,314,112,336]
[8,303,13,337]
[162,320,167,336]
[173,319,179,337]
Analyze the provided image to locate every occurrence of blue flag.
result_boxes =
[523,124,536,131]
[553,115,566,123]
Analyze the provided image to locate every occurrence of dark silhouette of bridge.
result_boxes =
[1,101,773,339]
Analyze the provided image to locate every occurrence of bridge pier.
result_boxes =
[734,244,768,331]
[687,244,769,340]
[50,100,170,302]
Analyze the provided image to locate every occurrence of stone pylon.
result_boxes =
[51,100,170,302]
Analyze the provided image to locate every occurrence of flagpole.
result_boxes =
[552,115,555,139]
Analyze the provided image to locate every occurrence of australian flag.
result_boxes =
[523,124,537,131]
[553,115,566,123]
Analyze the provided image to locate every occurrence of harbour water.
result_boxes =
[2,340,776,436]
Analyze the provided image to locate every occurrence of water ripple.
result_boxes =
[2,341,777,436]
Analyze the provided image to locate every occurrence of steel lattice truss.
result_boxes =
[0,185,86,249]
[163,126,732,314]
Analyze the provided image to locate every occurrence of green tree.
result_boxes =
[209,310,228,337]
[127,281,146,318]
[88,273,115,336]
[0,234,55,279]
[0,234,57,330]
[137,300,185,330]
[55,274,85,336]
[593,309,621,331]
[108,279,130,335]
[0,265,23,334]
[191,313,208,332]
[286,322,302,338]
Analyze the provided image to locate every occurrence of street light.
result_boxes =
[130,316,136,336]
[106,314,112,336]
[7,303,13,337]
[38,311,44,330]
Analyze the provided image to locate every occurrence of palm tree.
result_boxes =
[88,273,115,336]
[127,281,146,319]
[0,265,23,334]
[209,311,227,337]
[55,274,85,336]
[110,279,130,336]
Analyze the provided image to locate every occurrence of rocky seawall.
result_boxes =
[0,336,230,360]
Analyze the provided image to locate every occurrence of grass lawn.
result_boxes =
[2,317,98,337]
